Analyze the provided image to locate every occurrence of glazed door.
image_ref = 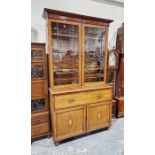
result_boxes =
[50,21,81,87]
[82,25,107,85]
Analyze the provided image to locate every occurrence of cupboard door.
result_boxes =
[51,21,81,86]
[87,102,111,132]
[55,106,86,141]
[83,25,107,84]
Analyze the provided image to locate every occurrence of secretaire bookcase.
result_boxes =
[43,8,113,143]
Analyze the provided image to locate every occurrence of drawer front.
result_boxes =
[31,81,47,98]
[55,107,86,141]
[54,89,112,109]
[31,63,46,80]
[31,112,49,125]
[31,122,48,138]
[87,102,111,132]
[31,48,45,62]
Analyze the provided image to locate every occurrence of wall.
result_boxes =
[31,0,124,49]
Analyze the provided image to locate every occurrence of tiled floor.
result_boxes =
[32,118,124,155]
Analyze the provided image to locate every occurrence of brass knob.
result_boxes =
[96,94,103,99]
[68,98,75,103]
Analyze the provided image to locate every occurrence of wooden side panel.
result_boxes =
[55,107,86,141]
[54,89,112,109]
[31,81,47,98]
[116,98,124,118]
[87,102,111,132]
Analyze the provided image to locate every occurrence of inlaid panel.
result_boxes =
[55,107,86,141]
[87,102,111,132]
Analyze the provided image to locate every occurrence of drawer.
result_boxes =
[31,81,47,98]
[31,122,48,138]
[31,112,49,125]
[54,89,112,110]
[87,102,111,132]
[55,106,86,141]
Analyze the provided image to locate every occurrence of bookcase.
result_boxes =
[31,43,49,138]
[43,8,113,143]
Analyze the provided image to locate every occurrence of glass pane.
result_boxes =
[107,71,114,84]
[84,27,106,83]
[52,22,79,85]
[108,53,116,67]
[31,98,45,112]
[31,49,43,61]
[31,64,44,79]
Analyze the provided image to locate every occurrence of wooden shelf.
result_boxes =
[54,77,78,81]
[53,50,78,53]
[52,33,78,38]
[85,36,103,40]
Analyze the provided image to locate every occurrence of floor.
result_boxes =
[32,118,124,155]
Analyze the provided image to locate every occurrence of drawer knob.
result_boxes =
[96,94,103,99]
[98,112,102,119]
[68,98,75,103]
[68,119,73,127]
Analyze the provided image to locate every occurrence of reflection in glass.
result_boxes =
[52,22,79,85]
[108,52,116,67]
[31,50,43,61]
[31,98,45,112]
[84,27,106,82]
[31,65,44,78]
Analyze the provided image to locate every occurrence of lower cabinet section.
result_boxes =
[52,102,112,143]
[31,122,49,138]
[87,102,111,132]
[54,106,86,141]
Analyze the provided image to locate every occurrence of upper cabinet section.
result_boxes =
[43,9,113,88]
[51,21,81,86]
